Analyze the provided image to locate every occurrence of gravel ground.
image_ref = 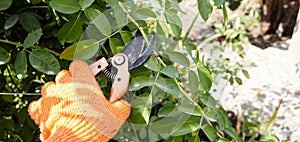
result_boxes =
[180,1,300,141]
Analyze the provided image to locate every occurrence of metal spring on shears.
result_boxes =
[101,67,115,80]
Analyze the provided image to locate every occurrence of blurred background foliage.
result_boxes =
[1,0,295,141]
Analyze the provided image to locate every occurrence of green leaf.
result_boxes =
[202,124,218,141]
[129,76,153,91]
[23,28,42,48]
[177,104,203,116]
[188,135,200,142]
[242,69,250,79]
[214,0,225,6]
[29,49,60,75]
[197,66,212,92]
[49,0,80,14]
[4,14,19,30]
[58,18,82,44]
[185,43,199,63]
[92,13,112,36]
[114,6,127,28]
[166,11,182,37]
[188,70,199,94]
[14,51,27,75]
[120,31,132,45]
[134,8,157,19]
[60,39,99,60]
[197,0,213,21]
[131,93,152,124]
[171,122,199,136]
[144,56,159,71]
[0,47,10,65]
[167,51,190,67]
[203,108,217,122]
[139,128,147,139]
[157,20,169,38]
[161,65,179,78]
[158,106,180,117]
[19,13,41,32]
[0,0,13,11]
[109,38,123,55]
[235,77,242,85]
[199,93,216,109]
[79,0,94,9]
[84,7,101,21]
[217,108,231,130]
[224,127,238,140]
[156,77,180,98]
[150,117,179,134]
[2,95,13,102]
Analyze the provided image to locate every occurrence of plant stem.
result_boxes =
[119,2,150,45]
[0,39,22,46]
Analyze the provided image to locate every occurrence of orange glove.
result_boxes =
[28,60,131,142]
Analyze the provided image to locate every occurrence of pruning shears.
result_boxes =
[89,30,155,103]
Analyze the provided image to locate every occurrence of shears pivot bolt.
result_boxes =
[114,55,125,65]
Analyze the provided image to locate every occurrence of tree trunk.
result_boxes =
[261,0,299,38]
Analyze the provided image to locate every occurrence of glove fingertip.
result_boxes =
[112,100,131,120]
[28,101,41,124]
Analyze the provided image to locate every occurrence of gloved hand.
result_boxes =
[28,60,131,142]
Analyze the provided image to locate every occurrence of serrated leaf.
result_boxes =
[129,76,153,91]
[92,13,112,36]
[161,65,179,78]
[109,38,123,55]
[114,6,127,28]
[14,51,27,75]
[58,18,82,44]
[79,0,94,9]
[0,0,13,11]
[197,0,213,21]
[134,8,157,19]
[199,93,216,109]
[49,0,80,14]
[84,7,101,21]
[4,14,18,30]
[19,13,41,32]
[168,51,190,67]
[23,28,42,48]
[156,77,180,98]
[177,104,203,116]
[188,135,200,142]
[171,122,199,136]
[131,93,152,124]
[197,66,212,92]
[166,11,182,37]
[60,39,99,60]
[29,49,60,75]
[150,117,179,134]
[0,47,10,65]
[242,69,250,79]
[144,56,159,71]
[202,124,218,141]
[188,70,199,94]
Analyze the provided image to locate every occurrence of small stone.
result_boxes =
[295,89,300,95]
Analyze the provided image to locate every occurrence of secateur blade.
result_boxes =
[120,30,155,70]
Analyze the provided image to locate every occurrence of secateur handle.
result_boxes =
[89,53,130,103]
